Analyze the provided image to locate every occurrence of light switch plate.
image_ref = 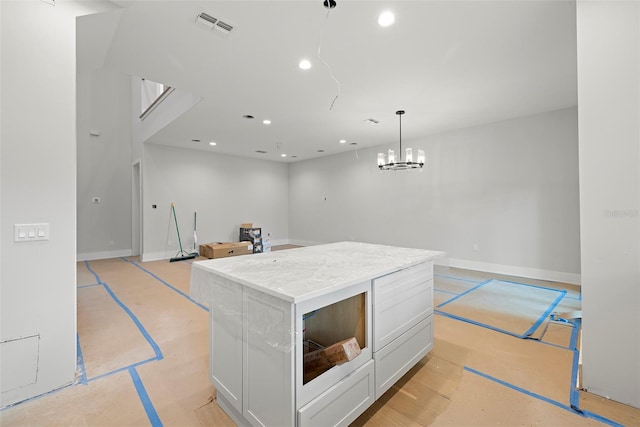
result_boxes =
[14,223,49,242]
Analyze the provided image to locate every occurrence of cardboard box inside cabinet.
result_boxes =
[199,242,253,259]
[303,337,361,383]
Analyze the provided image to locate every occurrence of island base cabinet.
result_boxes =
[298,360,375,427]
[210,277,243,414]
[373,315,433,400]
[191,244,441,427]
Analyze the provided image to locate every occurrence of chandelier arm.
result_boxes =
[399,111,402,161]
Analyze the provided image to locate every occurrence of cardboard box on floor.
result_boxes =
[199,242,253,259]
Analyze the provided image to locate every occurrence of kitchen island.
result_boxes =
[190,241,442,427]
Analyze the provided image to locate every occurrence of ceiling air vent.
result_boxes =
[196,12,234,36]
[196,12,217,28]
[215,20,234,34]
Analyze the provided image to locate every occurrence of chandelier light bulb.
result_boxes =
[405,148,413,163]
[388,149,396,164]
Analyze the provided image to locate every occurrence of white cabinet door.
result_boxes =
[373,316,433,399]
[210,276,243,413]
[243,287,295,427]
[373,262,433,351]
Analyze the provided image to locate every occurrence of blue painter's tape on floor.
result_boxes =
[84,260,103,284]
[464,365,623,427]
[569,319,582,409]
[522,290,566,337]
[436,279,492,308]
[87,357,159,383]
[465,365,571,410]
[495,278,568,293]
[434,274,484,285]
[120,258,209,312]
[101,282,163,361]
[77,283,102,289]
[76,334,88,385]
[79,262,162,384]
[434,288,460,296]
[129,367,163,427]
[435,310,528,339]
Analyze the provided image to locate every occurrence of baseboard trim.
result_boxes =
[140,251,174,262]
[77,249,133,262]
[143,240,294,262]
[267,238,289,247]
[286,239,324,247]
[437,257,581,285]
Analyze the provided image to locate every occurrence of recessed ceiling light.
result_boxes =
[378,11,395,27]
[350,142,358,146]
[256,150,267,154]
[299,59,311,70]
[339,139,346,144]
[365,118,380,125]
[242,114,254,119]
[263,119,271,125]
[317,149,325,153]
[281,153,287,157]
[209,142,217,146]
[291,155,297,158]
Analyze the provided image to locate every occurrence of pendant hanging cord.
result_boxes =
[399,113,402,160]
[397,110,404,161]
[318,7,341,111]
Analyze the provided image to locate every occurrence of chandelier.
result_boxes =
[377,110,424,170]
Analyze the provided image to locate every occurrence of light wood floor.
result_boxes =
[1,247,639,426]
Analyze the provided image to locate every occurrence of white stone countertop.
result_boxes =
[190,241,443,304]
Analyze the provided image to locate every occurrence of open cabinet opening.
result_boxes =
[302,293,367,384]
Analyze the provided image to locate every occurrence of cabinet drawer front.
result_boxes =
[373,316,433,400]
[373,263,433,351]
[298,360,375,427]
[374,262,433,291]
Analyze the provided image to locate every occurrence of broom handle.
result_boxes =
[171,202,185,252]
[193,211,198,250]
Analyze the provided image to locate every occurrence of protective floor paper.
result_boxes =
[436,279,566,339]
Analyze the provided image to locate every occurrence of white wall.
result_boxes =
[289,108,581,283]
[577,1,640,408]
[142,144,289,261]
[0,0,110,406]
[77,68,133,261]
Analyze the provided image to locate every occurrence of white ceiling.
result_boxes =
[79,0,577,163]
